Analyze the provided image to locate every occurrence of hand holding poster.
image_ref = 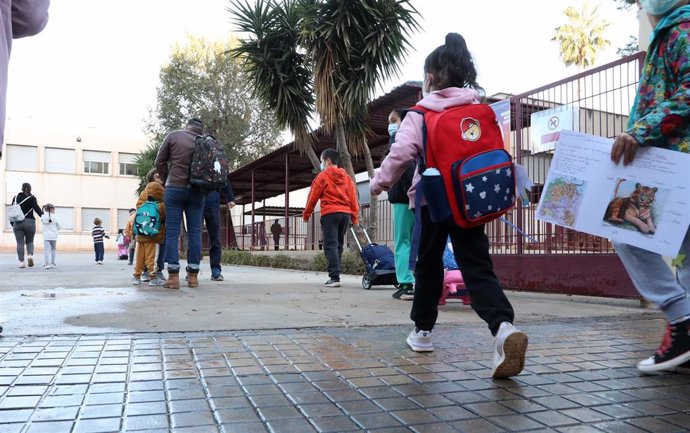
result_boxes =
[536,130,690,256]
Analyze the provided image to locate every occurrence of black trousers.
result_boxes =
[321,212,350,280]
[411,207,514,336]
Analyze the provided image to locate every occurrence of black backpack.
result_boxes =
[189,135,230,191]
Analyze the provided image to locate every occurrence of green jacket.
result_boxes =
[628,6,690,153]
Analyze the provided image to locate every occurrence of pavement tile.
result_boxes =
[1,319,690,432]
[72,417,122,433]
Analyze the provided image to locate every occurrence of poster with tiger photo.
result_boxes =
[536,130,690,256]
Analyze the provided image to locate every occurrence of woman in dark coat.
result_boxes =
[12,182,43,268]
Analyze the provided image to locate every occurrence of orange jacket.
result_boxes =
[303,166,359,224]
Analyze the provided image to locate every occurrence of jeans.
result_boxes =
[44,240,57,266]
[164,186,205,272]
[128,241,136,265]
[203,204,222,277]
[613,227,690,323]
[94,242,104,262]
[156,239,166,275]
[392,203,415,285]
[321,212,350,280]
[13,218,36,262]
[412,207,514,336]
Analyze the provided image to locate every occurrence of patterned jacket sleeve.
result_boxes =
[628,26,690,148]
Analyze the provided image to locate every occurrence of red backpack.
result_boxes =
[413,103,516,228]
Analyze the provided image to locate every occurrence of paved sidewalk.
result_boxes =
[2,252,689,432]
[1,317,690,432]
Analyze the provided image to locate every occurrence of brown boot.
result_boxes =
[164,272,180,289]
[187,273,199,288]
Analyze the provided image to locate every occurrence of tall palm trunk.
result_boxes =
[334,121,356,182]
[306,146,320,172]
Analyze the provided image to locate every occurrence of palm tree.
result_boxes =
[231,0,420,238]
[552,1,611,71]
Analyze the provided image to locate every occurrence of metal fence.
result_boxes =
[231,54,645,256]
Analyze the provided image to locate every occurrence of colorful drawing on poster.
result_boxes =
[602,178,667,237]
[537,175,586,228]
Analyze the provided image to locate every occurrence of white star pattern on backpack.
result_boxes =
[466,183,475,193]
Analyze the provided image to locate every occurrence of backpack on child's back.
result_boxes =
[189,135,229,192]
[414,103,516,228]
[133,200,161,237]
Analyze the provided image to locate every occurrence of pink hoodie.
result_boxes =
[370,87,480,208]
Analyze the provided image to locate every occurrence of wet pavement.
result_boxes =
[1,252,689,432]
[1,316,690,432]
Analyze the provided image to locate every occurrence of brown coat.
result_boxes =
[135,182,166,244]
[154,124,203,187]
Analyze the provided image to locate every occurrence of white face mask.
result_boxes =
[640,0,681,15]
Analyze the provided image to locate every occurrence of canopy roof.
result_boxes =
[229,82,423,205]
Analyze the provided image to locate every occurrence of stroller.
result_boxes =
[350,225,398,290]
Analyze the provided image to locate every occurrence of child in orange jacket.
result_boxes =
[303,148,359,287]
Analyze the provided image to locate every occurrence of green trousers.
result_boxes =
[392,203,415,285]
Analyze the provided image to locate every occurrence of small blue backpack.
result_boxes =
[133,200,161,236]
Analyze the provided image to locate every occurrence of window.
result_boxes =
[45,148,76,173]
[5,145,37,171]
[117,208,131,231]
[83,150,110,174]
[54,207,75,231]
[119,153,137,176]
[81,208,110,232]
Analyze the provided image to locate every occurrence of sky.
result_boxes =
[6,0,638,137]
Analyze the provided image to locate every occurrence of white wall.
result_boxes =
[1,120,147,251]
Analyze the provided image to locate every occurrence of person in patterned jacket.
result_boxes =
[610,0,690,373]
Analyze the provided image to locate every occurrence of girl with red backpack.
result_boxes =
[370,33,528,379]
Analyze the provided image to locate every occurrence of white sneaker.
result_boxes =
[324,278,341,287]
[492,322,528,379]
[141,272,150,282]
[131,277,141,285]
[406,328,434,352]
[148,278,165,286]
[18,261,25,268]
[44,264,51,270]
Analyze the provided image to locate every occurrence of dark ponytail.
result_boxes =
[424,33,479,91]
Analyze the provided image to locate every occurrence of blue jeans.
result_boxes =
[156,240,165,274]
[203,205,222,278]
[613,227,690,323]
[164,186,205,272]
[94,242,104,262]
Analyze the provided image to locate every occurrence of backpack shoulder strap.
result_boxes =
[406,105,431,172]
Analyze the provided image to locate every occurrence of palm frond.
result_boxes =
[229,0,316,152]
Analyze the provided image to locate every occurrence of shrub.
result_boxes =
[310,251,365,275]
[341,251,366,275]
[310,253,328,272]
[270,254,298,269]
[220,249,366,275]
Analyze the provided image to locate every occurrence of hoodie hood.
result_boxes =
[323,166,349,185]
[418,87,481,112]
[146,182,165,201]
